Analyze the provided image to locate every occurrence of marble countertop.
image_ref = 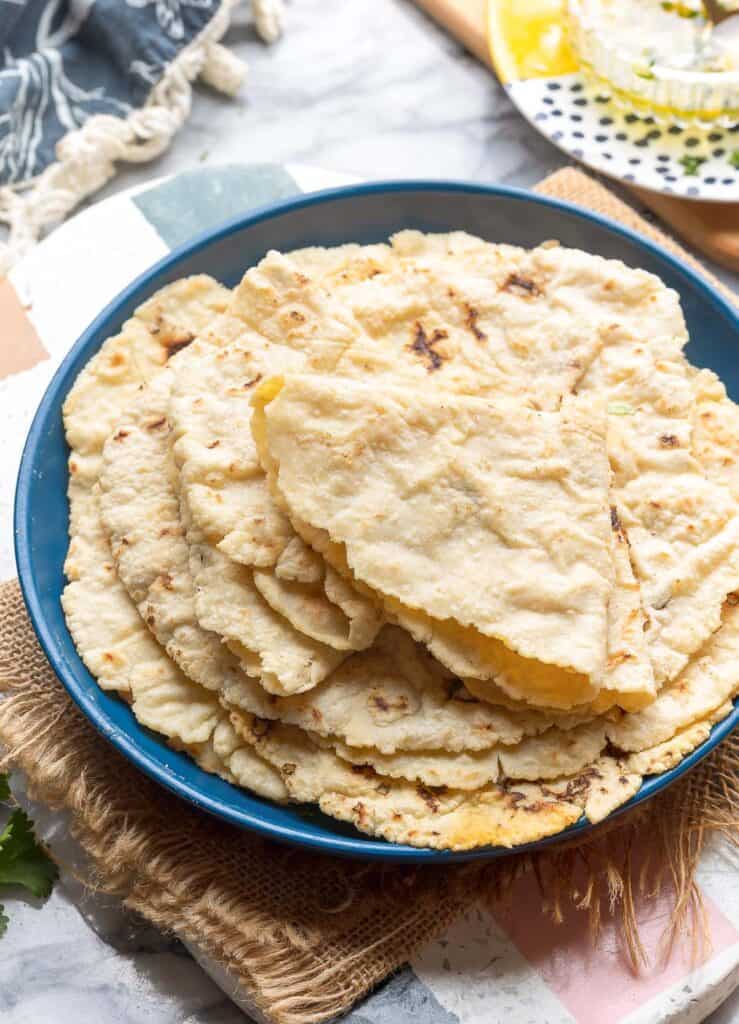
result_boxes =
[105,0,564,196]
[2,1,737,1021]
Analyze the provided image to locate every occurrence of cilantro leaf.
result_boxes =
[0,809,58,899]
[0,775,10,803]
[0,905,7,938]
[679,154,707,176]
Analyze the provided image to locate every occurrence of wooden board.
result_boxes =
[413,0,490,65]
[412,0,739,272]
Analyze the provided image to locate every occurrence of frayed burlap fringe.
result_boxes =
[0,0,286,274]
[1,573,737,1023]
[1,170,738,1023]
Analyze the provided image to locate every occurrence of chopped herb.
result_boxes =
[660,1,699,15]
[608,402,635,415]
[635,54,657,80]
[730,149,739,170]
[679,154,707,175]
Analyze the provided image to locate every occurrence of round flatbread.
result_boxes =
[219,625,600,755]
[62,277,286,801]
[237,713,641,850]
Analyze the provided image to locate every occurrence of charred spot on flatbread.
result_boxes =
[408,322,448,372]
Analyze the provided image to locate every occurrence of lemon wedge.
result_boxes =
[488,0,579,83]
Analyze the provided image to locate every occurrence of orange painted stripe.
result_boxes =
[0,278,48,380]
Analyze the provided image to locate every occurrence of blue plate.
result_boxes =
[15,181,739,862]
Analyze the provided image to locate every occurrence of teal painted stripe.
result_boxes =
[339,967,459,1023]
[133,163,302,250]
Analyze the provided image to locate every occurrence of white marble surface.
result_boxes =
[104,0,563,197]
[0,780,246,1024]
[3,1,737,1021]
[99,0,737,292]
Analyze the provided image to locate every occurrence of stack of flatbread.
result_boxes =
[61,232,739,850]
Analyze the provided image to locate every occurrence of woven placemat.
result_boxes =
[1,168,737,1024]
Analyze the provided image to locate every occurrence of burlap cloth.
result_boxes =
[1,168,737,1024]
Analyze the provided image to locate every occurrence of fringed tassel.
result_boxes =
[481,741,739,974]
[0,0,285,275]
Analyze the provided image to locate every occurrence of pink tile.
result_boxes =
[491,846,739,1024]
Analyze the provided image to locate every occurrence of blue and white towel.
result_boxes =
[0,0,226,184]
[0,0,282,268]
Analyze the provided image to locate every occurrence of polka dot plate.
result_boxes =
[488,0,739,203]
[510,75,739,202]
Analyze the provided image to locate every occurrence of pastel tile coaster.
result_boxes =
[0,278,48,381]
[413,905,573,1023]
[491,858,739,1024]
[341,966,460,1024]
[133,162,300,250]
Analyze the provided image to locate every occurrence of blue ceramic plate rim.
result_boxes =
[15,178,739,862]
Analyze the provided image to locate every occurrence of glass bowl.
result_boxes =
[567,0,739,126]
